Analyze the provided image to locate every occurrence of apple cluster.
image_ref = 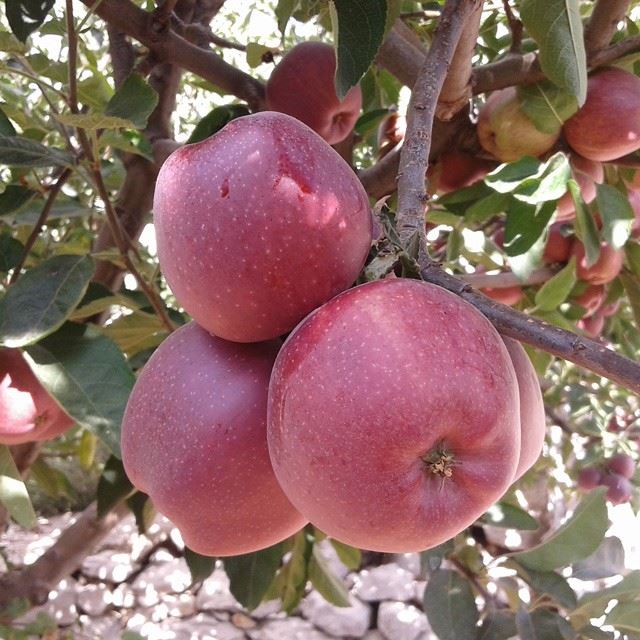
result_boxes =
[578,453,636,505]
[121,43,547,557]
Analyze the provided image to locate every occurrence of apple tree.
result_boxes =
[1,0,640,638]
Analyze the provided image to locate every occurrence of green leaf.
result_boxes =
[577,624,614,640]
[627,241,640,278]
[269,530,312,613]
[477,611,517,640]
[0,105,17,136]
[0,445,36,528]
[275,0,299,36]
[572,571,640,625]
[187,104,250,144]
[184,547,216,585]
[534,257,577,311]
[0,254,95,347]
[104,73,159,130]
[96,455,135,517]
[127,491,155,534]
[329,539,361,570]
[78,429,97,470]
[0,136,74,167]
[479,501,540,531]
[56,112,134,131]
[504,199,556,257]
[0,233,23,272]
[354,107,389,137]
[519,81,579,134]
[518,609,577,640]
[25,324,135,456]
[5,0,55,42]
[512,488,608,572]
[513,152,572,204]
[423,569,479,640]
[596,184,635,249]
[606,602,640,635]
[223,542,285,611]
[0,28,27,53]
[101,310,168,357]
[572,536,625,581]
[308,545,350,607]
[0,185,37,218]
[519,0,587,105]
[570,179,600,267]
[620,270,640,330]
[420,539,454,575]
[246,42,274,68]
[329,0,387,99]
[485,157,541,193]
[464,192,510,224]
[30,457,75,500]
[512,563,577,609]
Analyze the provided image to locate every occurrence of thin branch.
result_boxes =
[437,1,484,121]
[8,170,72,285]
[419,262,640,394]
[76,0,265,111]
[584,0,630,54]
[501,0,523,53]
[396,0,481,246]
[588,34,640,67]
[458,267,557,289]
[153,0,179,25]
[172,16,246,51]
[400,10,442,20]
[65,0,78,113]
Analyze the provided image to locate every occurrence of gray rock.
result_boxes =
[112,583,136,608]
[77,583,112,616]
[315,539,351,579]
[394,553,422,578]
[164,614,247,640]
[251,599,284,619]
[72,614,123,640]
[300,590,370,638]
[377,601,430,640]
[131,556,191,606]
[363,633,386,640]
[353,564,416,602]
[81,550,138,583]
[18,578,78,627]
[250,617,334,640]
[196,568,240,611]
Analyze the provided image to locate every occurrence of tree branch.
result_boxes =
[437,1,484,121]
[458,267,557,289]
[584,0,630,54]
[76,0,265,111]
[419,263,640,394]
[396,0,481,246]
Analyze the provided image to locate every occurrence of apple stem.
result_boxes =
[422,444,456,478]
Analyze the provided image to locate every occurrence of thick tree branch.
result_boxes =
[76,0,265,111]
[376,21,427,89]
[420,263,640,394]
[437,1,484,121]
[396,0,481,246]
[584,0,630,54]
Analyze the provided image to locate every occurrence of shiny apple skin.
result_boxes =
[267,278,521,553]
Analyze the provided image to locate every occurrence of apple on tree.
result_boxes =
[121,322,307,557]
[555,154,604,222]
[265,41,362,145]
[1,347,73,445]
[153,111,372,343]
[571,240,624,285]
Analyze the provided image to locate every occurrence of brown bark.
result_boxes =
[584,0,630,54]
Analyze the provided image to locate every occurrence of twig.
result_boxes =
[419,262,640,394]
[584,0,630,54]
[458,267,557,289]
[588,34,640,67]
[172,16,246,51]
[8,170,72,285]
[400,10,442,20]
[501,0,523,53]
[396,0,480,246]
[152,0,178,26]
[66,0,78,113]
[545,405,573,435]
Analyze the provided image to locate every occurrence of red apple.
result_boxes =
[431,151,495,194]
[601,472,633,505]
[481,286,524,306]
[121,322,306,557]
[573,284,605,318]
[377,111,406,158]
[503,338,546,481]
[0,348,73,445]
[154,112,372,343]
[543,223,573,263]
[268,278,521,553]
[577,312,606,338]
[606,453,636,479]
[628,187,640,236]
[477,87,560,162]
[266,42,362,145]
[572,240,624,285]
[555,155,604,222]
[577,466,603,490]
[564,68,640,161]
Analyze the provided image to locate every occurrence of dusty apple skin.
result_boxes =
[121,322,307,557]
[502,338,545,481]
[268,279,520,553]
[0,347,73,445]
[564,68,640,161]
[154,112,372,343]
[266,42,362,145]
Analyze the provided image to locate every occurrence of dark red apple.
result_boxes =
[564,68,640,161]
[268,278,521,553]
[543,223,573,263]
[601,472,633,505]
[606,453,636,479]
[573,284,605,318]
[577,311,606,338]
[503,338,546,481]
[377,111,406,158]
[577,466,603,490]
[477,87,560,162]
[555,155,604,222]
[431,151,495,194]
[266,42,362,145]
[0,348,73,445]
[154,112,372,343]
[481,286,524,306]
[121,322,306,557]
[572,240,624,285]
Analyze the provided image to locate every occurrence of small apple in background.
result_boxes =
[430,151,495,194]
[377,111,406,158]
[477,87,560,162]
[503,338,546,481]
[1,347,73,445]
[481,285,524,306]
[154,112,372,343]
[266,42,362,145]
[268,278,521,553]
[573,284,606,317]
[555,155,604,222]
[601,473,633,505]
[121,322,306,557]
[577,311,606,338]
[571,240,624,285]
[543,223,573,263]
[606,453,636,479]
[578,466,603,490]
[564,68,640,161]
